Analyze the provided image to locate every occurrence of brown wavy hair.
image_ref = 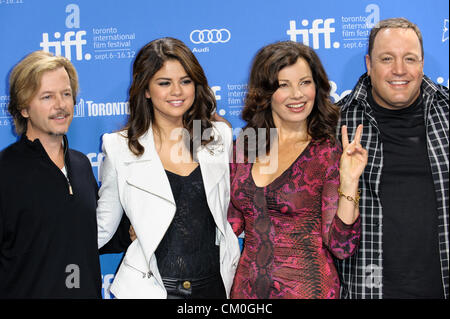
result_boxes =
[240,41,339,157]
[124,37,215,156]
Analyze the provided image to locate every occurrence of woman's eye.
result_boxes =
[158,81,170,86]
[181,79,193,85]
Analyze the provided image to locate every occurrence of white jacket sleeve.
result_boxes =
[97,133,125,249]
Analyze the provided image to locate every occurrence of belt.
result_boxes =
[162,273,220,291]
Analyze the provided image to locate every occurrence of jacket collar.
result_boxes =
[123,128,174,204]
[339,73,371,112]
[21,133,69,153]
[123,125,228,204]
[121,130,157,164]
[20,133,73,181]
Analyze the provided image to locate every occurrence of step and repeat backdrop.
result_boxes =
[0,0,448,298]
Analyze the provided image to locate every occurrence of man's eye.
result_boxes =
[405,57,419,63]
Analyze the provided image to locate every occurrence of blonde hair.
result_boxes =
[8,51,78,135]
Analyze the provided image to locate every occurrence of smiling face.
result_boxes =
[366,27,424,110]
[145,59,195,126]
[21,67,74,142]
[270,57,316,130]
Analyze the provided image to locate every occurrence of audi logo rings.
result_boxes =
[190,29,231,44]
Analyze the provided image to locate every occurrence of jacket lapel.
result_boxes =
[198,145,228,236]
[121,130,176,263]
[123,130,175,205]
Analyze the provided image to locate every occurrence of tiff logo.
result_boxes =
[40,31,91,61]
[39,4,91,61]
[287,18,339,49]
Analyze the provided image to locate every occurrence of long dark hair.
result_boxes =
[124,37,215,156]
[240,41,339,157]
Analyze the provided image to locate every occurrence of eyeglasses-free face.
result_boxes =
[366,27,424,110]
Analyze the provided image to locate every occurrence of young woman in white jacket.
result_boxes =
[96,37,240,299]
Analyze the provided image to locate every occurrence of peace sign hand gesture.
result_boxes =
[340,124,368,186]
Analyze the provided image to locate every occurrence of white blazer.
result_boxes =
[97,121,240,299]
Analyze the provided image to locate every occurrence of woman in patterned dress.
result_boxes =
[228,41,368,299]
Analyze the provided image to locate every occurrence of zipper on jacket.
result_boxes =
[123,259,152,278]
[62,137,74,196]
[66,178,73,195]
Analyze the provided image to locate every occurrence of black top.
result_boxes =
[155,165,220,279]
[369,90,444,298]
[0,135,101,298]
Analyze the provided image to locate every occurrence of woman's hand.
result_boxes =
[336,124,368,224]
[340,124,368,188]
[129,225,137,242]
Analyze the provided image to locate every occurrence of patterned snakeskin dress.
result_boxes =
[228,140,361,299]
